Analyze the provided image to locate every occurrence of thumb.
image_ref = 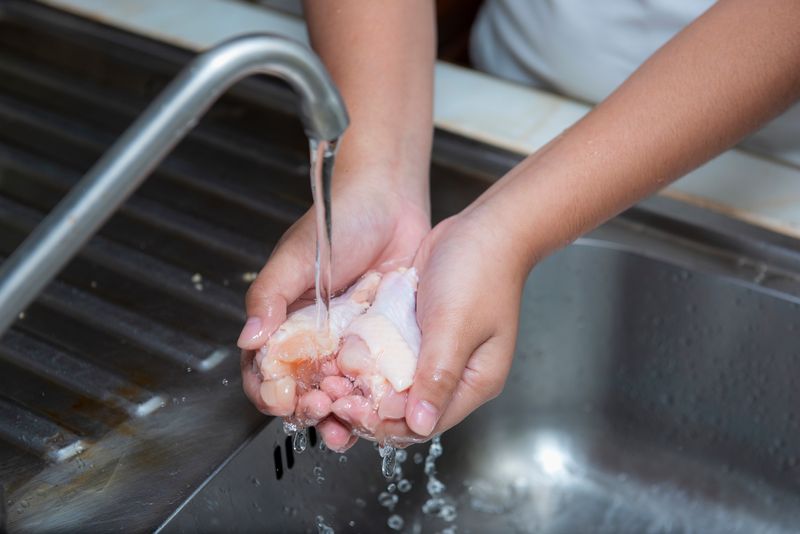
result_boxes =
[405,292,489,437]
[237,229,315,350]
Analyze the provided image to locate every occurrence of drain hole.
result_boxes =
[284,435,295,469]
[273,445,283,480]
[309,426,318,447]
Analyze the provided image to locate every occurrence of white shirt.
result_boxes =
[471,0,800,166]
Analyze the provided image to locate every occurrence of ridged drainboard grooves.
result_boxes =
[0,3,500,530]
[0,0,310,488]
[0,398,85,463]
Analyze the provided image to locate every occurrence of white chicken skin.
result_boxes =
[256,268,421,441]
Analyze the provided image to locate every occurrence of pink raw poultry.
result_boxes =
[256,268,421,440]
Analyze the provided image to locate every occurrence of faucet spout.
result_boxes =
[0,34,348,335]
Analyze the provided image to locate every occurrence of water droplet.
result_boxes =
[395,449,407,463]
[221,378,229,386]
[440,504,457,522]
[338,455,348,464]
[378,491,399,510]
[283,421,298,435]
[249,476,261,486]
[313,465,324,484]
[429,436,442,456]
[398,479,412,492]
[387,514,404,530]
[422,497,444,515]
[413,452,424,464]
[387,483,397,493]
[293,429,308,453]
[427,478,445,496]
[381,445,396,479]
[315,515,334,534]
[354,497,367,508]
[186,367,193,374]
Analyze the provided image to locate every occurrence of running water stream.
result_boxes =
[303,138,419,493]
[288,138,338,456]
[309,138,338,332]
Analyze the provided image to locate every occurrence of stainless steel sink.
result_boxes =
[161,216,800,533]
[3,2,800,533]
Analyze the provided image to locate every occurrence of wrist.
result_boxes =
[463,158,562,276]
[332,130,431,214]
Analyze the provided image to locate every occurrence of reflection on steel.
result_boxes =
[0,32,348,336]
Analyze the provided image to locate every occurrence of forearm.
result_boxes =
[303,1,436,207]
[475,0,800,268]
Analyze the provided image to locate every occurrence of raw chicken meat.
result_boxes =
[256,267,421,439]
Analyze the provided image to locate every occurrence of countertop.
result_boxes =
[36,0,800,238]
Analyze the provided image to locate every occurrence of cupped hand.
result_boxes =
[238,177,429,451]
[360,206,531,445]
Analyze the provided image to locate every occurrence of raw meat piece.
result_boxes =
[256,268,421,440]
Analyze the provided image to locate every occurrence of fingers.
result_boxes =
[433,335,515,433]
[404,292,491,438]
[238,221,315,350]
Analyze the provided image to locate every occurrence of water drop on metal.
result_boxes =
[381,445,397,479]
[293,428,308,453]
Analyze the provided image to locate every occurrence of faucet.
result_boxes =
[0,34,348,335]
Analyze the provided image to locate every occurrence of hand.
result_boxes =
[238,176,429,451]
[333,204,531,446]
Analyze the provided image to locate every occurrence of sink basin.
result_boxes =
[162,230,800,533]
[2,2,800,533]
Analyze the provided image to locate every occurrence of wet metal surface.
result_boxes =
[164,229,800,533]
[0,2,497,531]
[3,1,800,533]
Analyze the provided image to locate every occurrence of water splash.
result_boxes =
[315,515,334,534]
[283,420,298,435]
[378,491,399,511]
[387,514,404,530]
[293,428,308,453]
[421,435,457,522]
[380,443,397,479]
[313,465,325,484]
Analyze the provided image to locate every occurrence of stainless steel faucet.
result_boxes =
[0,34,348,335]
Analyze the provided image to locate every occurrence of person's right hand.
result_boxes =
[238,174,430,451]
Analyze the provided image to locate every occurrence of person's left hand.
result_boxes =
[333,205,532,446]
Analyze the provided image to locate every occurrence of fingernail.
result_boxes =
[237,316,263,348]
[409,400,439,436]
